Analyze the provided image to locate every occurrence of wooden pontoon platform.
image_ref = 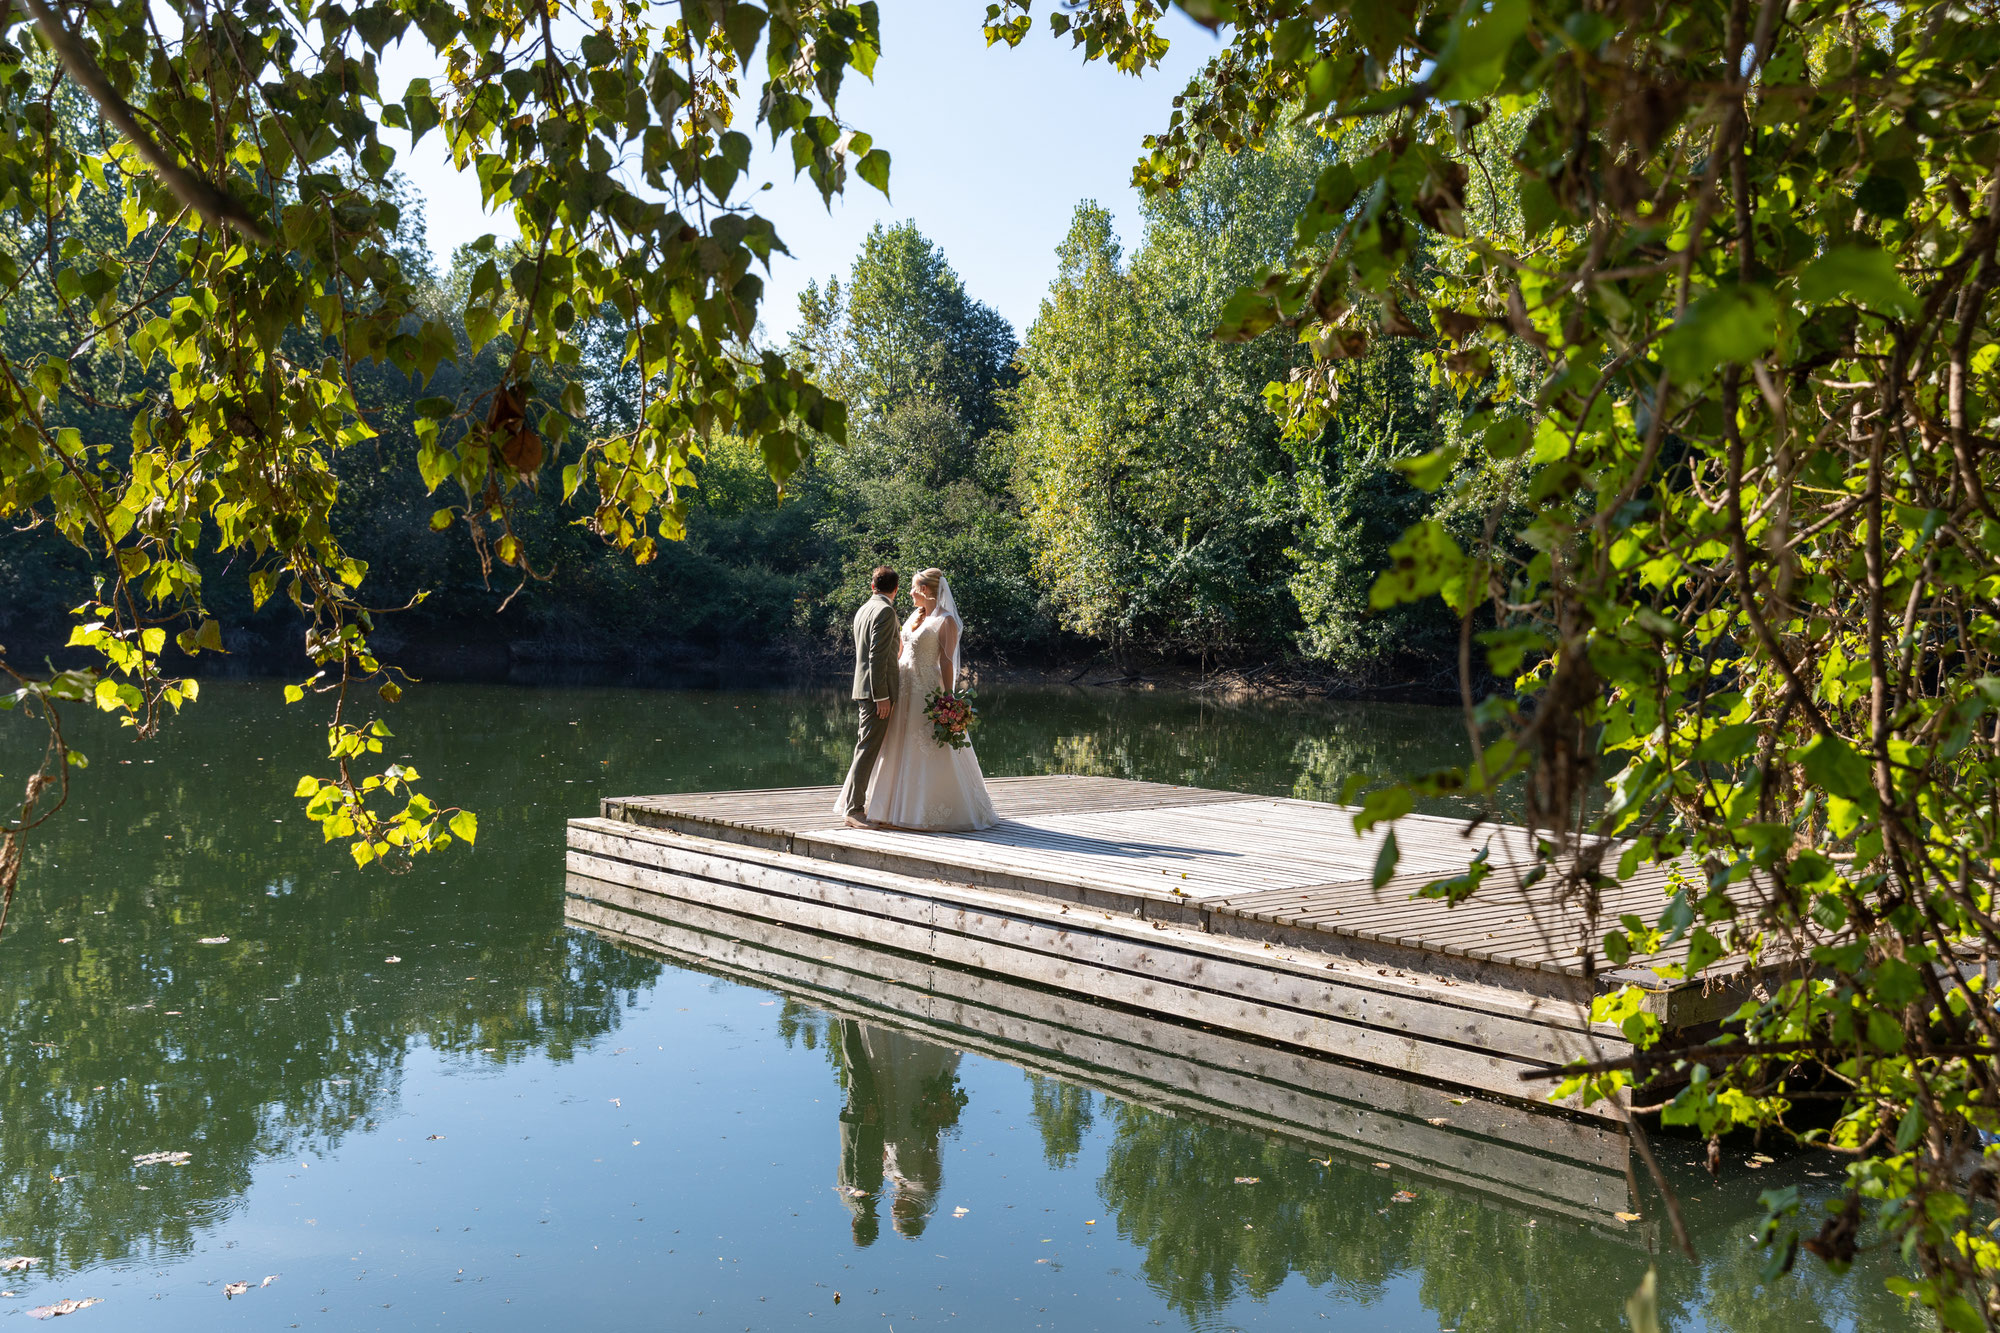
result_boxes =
[566,776,1697,1119]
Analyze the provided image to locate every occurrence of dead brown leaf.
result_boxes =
[27,1298,101,1319]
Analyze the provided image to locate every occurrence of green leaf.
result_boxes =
[283,684,305,704]
[723,3,767,61]
[856,149,891,198]
[449,809,478,845]
[464,304,500,354]
[1799,734,1874,804]
[1369,521,1469,610]
[1854,174,1909,221]
[1798,245,1918,318]
[1483,417,1530,460]
[1391,444,1461,492]
[1662,284,1778,380]
[294,776,319,797]
[1371,828,1400,889]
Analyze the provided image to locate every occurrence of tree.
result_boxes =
[0,1,887,901]
[794,219,1017,438]
[992,0,2000,1322]
[1011,142,1317,666]
[788,220,1044,651]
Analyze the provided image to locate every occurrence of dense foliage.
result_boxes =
[0,0,883,884]
[988,0,2000,1324]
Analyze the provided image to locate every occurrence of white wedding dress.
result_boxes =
[864,589,998,832]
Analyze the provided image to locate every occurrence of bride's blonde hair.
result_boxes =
[914,567,944,593]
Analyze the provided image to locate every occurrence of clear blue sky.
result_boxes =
[386,1,1219,342]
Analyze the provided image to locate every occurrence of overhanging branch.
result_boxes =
[20,0,273,245]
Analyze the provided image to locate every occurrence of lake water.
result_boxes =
[0,682,1915,1331]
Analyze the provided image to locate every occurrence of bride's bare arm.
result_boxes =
[938,617,960,692]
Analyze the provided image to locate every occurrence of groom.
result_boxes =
[838,566,901,828]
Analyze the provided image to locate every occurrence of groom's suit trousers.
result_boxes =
[839,702,891,820]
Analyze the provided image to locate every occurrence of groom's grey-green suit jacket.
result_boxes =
[839,592,900,820]
[850,594,900,703]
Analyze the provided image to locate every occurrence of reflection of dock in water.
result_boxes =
[569,777,1710,1118]
[565,873,1642,1235]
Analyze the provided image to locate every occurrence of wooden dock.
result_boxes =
[566,879,1644,1234]
[567,776,1696,1119]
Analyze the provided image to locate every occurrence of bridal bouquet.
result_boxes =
[923,686,978,750]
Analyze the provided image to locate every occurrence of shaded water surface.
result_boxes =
[0,683,1914,1330]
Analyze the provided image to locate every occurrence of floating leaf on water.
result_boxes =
[2,1258,40,1271]
[1233,1176,1260,1184]
[57,939,74,944]
[1615,1211,1642,1222]
[197,937,230,945]
[834,1185,866,1200]
[951,1207,969,1217]
[27,1298,101,1318]
[260,1276,278,1287]
[609,1098,620,1107]
[1371,1162,1391,1169]
[1391,1191,1418,1203]
[383,956,402,964]
[1748,1153,1774,1165]
[131,1151,191,1166]
[426,1135,445,1141]
[223,1281,248,1298]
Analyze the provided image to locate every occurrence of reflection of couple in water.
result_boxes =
[832,1020,967,1244]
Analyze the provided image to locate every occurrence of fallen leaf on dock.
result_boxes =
[1232,1177,1260,1185]
[1615,1212,1642,1222]
[27,1298,100,1318]
[131,1151,191,1166]
[2,1258,40,1271]
[1390,1191,1417,1204]
[223,1281,249,1297]
[197,937,230,945]
[1426,1117,1449,1127]
[1448,1098,1468,1105]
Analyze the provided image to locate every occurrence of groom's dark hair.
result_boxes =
[870,566,898,594]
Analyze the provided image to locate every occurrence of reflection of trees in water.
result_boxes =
[1025,1074,1095,1169]
[0,686,663,1277]
[1092,1100,1923,1332]
[978,689,1472,813]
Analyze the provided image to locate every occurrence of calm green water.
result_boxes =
[0,682,1913,1331]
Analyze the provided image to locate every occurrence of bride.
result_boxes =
[864,568,998,831]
